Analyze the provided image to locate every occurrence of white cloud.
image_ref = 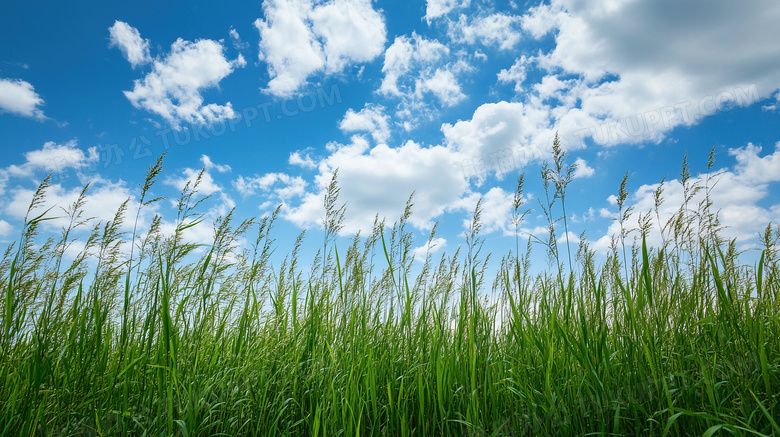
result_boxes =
[442,101,553,176]
[533,75,573,100]
[571,207,596,224]
[233,172,306,200]
[458,187,515,234]
[379,33,469,126]
[166,167,222,196]
[164,156,231,198]
[497,56,528,92]
[379,33,449,97]
[730,142,780,184]
[280,128,558,237]
[424,0,470,23]
[2,140,98,183]
[117,23,246,128]
[416,69,465,106]
[255,0,386,97]
[108,20,151,68]
[450,13,523,50]
[284,136,471,234]
[234,173,278,195]
[200,154,231,173]
[0,219,12,238]
[441,98,628,181]
[310,0,387,72]
[339,104,391,143]
[255,0,324,97]
[520,2,560,39]
[442,0,780,180]
[762,92,780,111]
[289,150,318,169]
[0,77,45,120]
[573,157,594,178]
[229,27,241,41]
[511,0,780,148]
[274,177,307,200]
[557,231,580,245]
[228,27,248,50]
[412,237,447,262]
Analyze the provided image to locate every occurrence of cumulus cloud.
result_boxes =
[201,154,232,173]
[497,56,528,92]
[255,0,386,97]
[379,33,449,97]
[289,150,318,169]
[165,155,232,196]
[424,0,470,23]
[442,101,553,175]
[339,104,391,143]
[233,172,306,201]
[557,231,580,245]
[412,237,447,262]
[284,136,471,234]
[108,20,151,68]
[509,0,780,148]
[0,219,12,240]
[520,2,560,39]
[461,187,515,234]
[573,157,594,178]
[439,0,780,185]
[113,22,246,127]
[2,140,98,185]
[166,168,222,196]
[282,112,554,237]
[730,143,780,184]
[441,99,617,181]
[449,13,523,50]
[0,78,45,120]
[415,69,465,106]
[379,33,470,126]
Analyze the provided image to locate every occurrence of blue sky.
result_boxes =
[1,0,780,269]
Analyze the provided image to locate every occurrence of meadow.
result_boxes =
[1,148,779,436]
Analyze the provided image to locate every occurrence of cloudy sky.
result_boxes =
[1,0,779,266]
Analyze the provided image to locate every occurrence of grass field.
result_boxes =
[1,152,779,436]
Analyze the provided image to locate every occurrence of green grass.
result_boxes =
[1,152,779,436]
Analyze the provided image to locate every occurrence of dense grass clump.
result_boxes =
[1,151,779,436]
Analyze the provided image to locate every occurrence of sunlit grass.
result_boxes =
[1,149,779,436]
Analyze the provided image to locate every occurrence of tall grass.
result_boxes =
[1,153,779,436]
